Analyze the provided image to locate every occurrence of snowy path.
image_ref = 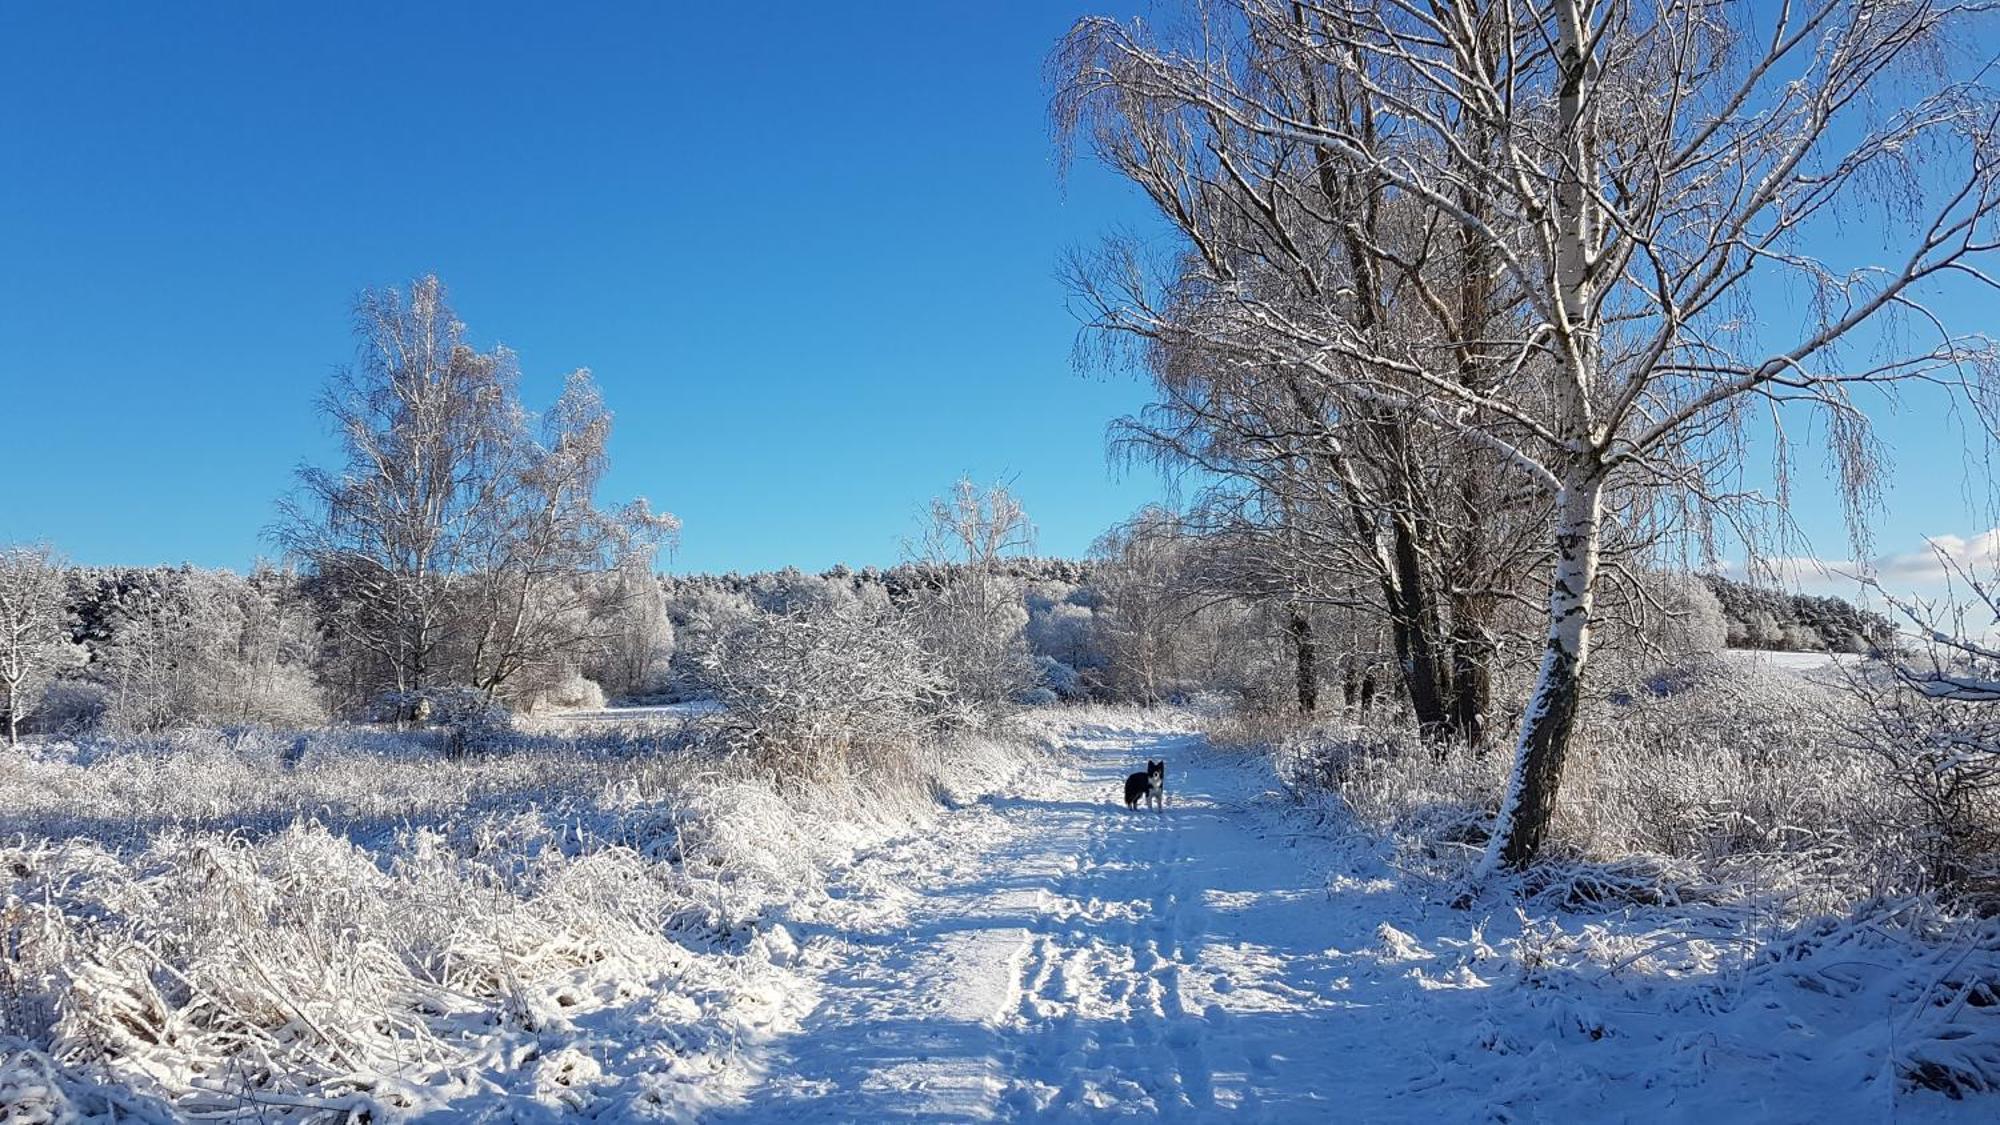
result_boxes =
[714,719,1981,1123]
[710,722,1457,1122]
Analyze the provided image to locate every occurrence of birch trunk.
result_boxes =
[1480,0,1604,874]
[1481,474,1604,872]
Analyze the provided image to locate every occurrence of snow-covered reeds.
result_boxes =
[1233,654,2000,1095]
[0,708,1044,1118]
[1245,657,1912,907]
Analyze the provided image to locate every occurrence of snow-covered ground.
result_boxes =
[718,717,1992,1122]
[6,711,1992,1120]
[552,698,725,724]
[1720,647,1866,679]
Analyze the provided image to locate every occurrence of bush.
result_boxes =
[1030,654,1087,701]
[699,599,944,778]
[26,679,109,737]
[367,687,515,755]
[530,668,608,713]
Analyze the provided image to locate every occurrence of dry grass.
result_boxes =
[0,712,1047,1119]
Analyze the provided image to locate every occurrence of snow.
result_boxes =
[711,717,1995,1121]
[5,710,1994,1119]
[553,698,725,724]
[1721,647,1864,678]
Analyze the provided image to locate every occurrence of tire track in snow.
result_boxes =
[719,720,1469,1122]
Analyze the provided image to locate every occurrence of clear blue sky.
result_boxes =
[0,2,1162,574]
[0,2,1989,582]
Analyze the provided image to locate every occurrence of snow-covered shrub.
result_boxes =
[368,686,515,754]
[909,579,1037,711]
[699,598,945,781]
[1857,687,2000,901]
[26,678,109,737]
[1026,598,1102,670]
[1590,570,1728,695]
[746,567,861,616]
[666,586,758,689]
[528,667,608,713]
[1031,654,1087,701]
[1846,582,2000,904]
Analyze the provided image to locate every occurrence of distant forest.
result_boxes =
[1697,574,1899,654]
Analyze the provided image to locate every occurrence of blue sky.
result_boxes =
[0,2,1161,574]
[0,2,1991,588]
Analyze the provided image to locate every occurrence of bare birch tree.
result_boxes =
[1092,508,1194,703]
[277,276,517,697]
[278,276,676,709]
[1057,0,2000,871]
[0,545,83,745]
[463,372,679,699]
[907,479,1039,710]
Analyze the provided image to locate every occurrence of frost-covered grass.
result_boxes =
[1241,656,1921,909]
[0,712,1048,1120]
[1216,656,2000,1097]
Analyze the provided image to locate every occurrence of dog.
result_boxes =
[1123,759,1166,812]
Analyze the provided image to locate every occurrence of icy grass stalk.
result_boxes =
[0,716,1046,1118]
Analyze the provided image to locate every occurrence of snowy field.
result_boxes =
[1719,647,1868,683]
[4,706,1995,1120]
[724,718,1998,1122]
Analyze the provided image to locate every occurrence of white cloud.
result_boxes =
[1717,527,2000,622]
[1872,529,2000,587]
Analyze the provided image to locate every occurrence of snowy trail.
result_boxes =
[714,719,1984,1123]
[715,722,1462,1122]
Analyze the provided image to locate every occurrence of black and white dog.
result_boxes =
[1123,760,1166,812]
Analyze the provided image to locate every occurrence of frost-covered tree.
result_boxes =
[587,552,676,700]
[463,371,679,700]
[1091,509,1190,704]
[88,566,323,732]
[277,277,519,697]
[278,276,673,709]
[1056,0,2000,871]
[906,479,1039,711]
[0,545,84,745]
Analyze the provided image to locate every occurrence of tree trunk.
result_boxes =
[1472,0,1606,876]
[1289,607,1317,714]
[1388,514,1453,739]
[1449,616,1492,749]
[1481,474,1604,873]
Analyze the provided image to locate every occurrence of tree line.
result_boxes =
[1048,0,2000,871]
